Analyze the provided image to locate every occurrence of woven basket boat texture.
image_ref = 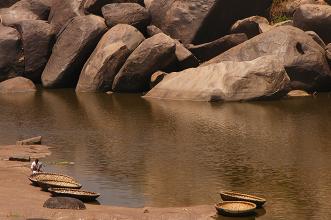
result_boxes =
[220,191,266,208]
[49,188,100,202]
[215,201,257,217]
[29,172,79,186]
[37,180,82,191]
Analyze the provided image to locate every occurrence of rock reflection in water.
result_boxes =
[0,90,331,219]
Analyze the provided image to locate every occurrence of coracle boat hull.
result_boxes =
[220,191,266,208]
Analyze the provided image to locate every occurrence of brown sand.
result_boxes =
[0,145,216,220]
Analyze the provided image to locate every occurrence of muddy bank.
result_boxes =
[0,145,215,220]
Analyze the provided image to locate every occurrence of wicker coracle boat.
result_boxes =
[215,201,257,217]
[220,191,266,208]
[29,172,79,186]
[49,188,100,202]
[37,180,82,191]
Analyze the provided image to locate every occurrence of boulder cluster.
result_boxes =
[0,0,331,102]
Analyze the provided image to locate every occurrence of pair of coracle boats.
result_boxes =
[215,191,266,217]
[29,172,100,202]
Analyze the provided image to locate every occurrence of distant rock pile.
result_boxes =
[0,0,330,101]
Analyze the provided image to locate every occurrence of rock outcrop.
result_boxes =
[306,31,326,48]
[0,77,36,93]
[102,3,150,30]
[76,24,145,92]
[144,56,290,102]
[186,33,248,62]
[149,0,272,44]
[0,0,20,8]
[230,16,271,38]
[43,197,86,210]
[293,4,331,44]
[15,20,55,82]
[205,26,331,92]
[0,0,51,26]
[48,0,85,34]
[0,24,21,81]
[42,15,107,88]
[112,33,177,92]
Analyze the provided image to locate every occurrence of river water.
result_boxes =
[0,90,331,220]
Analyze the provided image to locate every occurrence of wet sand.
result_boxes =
[0,145,215,220]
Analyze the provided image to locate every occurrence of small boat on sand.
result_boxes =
[220,191,266,208]
[49,188,100,202]
[37,180,82,191]
[215,201,256,216]
[29,172,79,186]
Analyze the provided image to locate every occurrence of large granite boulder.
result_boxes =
[102,3,150,30]
[112,33,177,92]
[0,24,21,82]
[0,77,36,93]
[76,24,145,92]
[186,33,248,62]
[144,56,290,102]
[272,0,327,18]
[149,0,272,44]
[48,0,85,34]
[43,197,86,210]
[146,25,199,70]
[293,4,331,44]
[41,15,107,88]
[205,26,331,92]
[84,0,143,15]
[0,0,51,26]
[15,20,55,82]
[230,16,271,39]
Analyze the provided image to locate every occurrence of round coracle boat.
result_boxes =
[37,180,82,191]
[29,172,79,186]
[215,201,256,217]
[49,188,100,202]
[220,191,266,208]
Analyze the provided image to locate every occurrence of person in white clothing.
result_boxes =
[31,159,43,174]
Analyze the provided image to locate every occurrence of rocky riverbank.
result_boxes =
[0,144,216,220]
[0,0,331,102]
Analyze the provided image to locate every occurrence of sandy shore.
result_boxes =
[0,145,216,220]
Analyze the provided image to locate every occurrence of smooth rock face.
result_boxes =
[205,26,331,92]
[42,15,107,88]
[0,24,21,81]
[230,16,271,39]
[77,24,145,92]
[293,4,331,44]
[84,0,143,15]
[144,56,290,102]
[187,33,248,62]
[48,0,85,34]
[15,20,55,82]
[43,197,86,210]
[0,0,51,26]
[112,33,177,93]
[77,42,130,92]
[102,3,150,30]
[0,77,36,93]
[16,136,42,145]
[145,25,199,70]
[150,0,272,44]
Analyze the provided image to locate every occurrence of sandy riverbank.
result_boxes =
[0,145,216,220]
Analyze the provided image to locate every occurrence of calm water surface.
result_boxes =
[0,90,331,220]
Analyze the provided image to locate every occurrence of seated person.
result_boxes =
[31,159,43,174]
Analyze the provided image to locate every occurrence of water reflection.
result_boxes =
[0,90,331,219]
